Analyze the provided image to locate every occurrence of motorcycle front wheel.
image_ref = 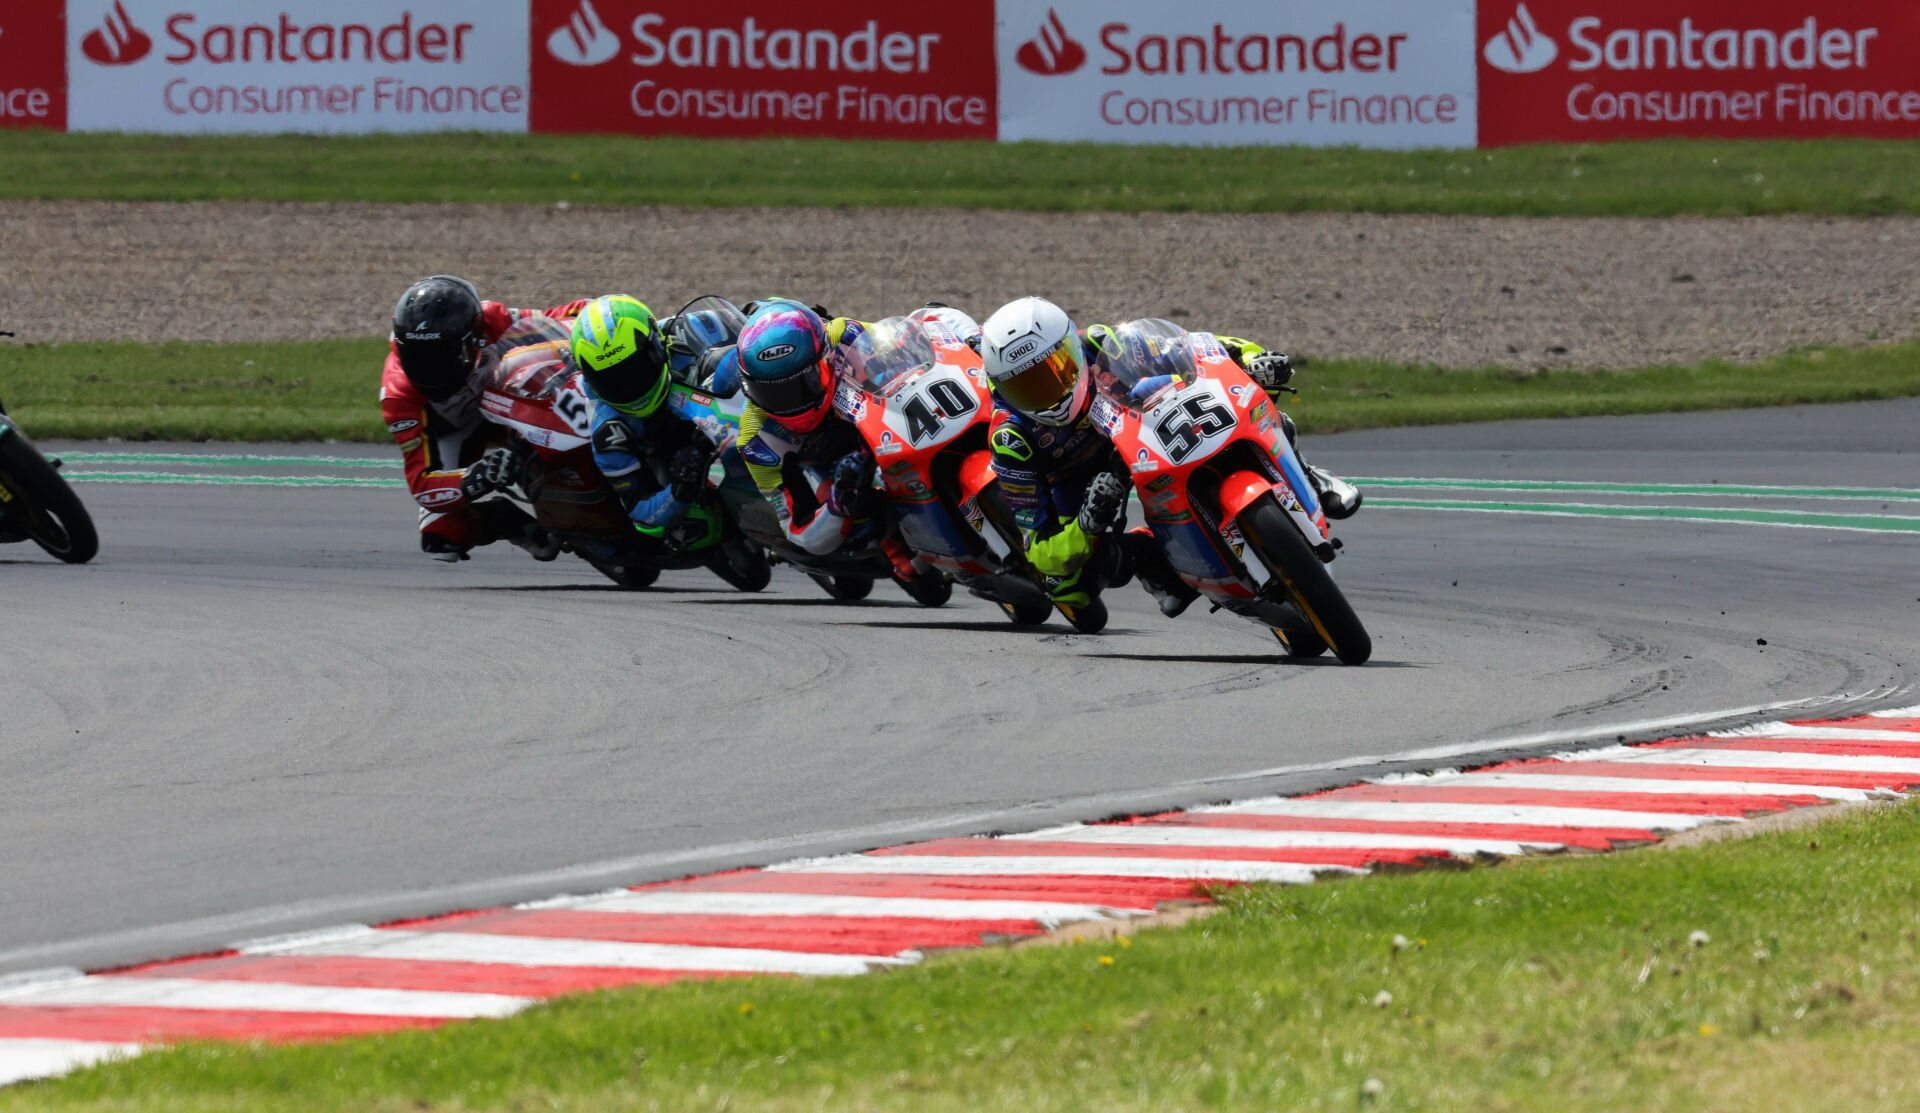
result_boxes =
[1238,495,1370,665]
[0,432,97,564]
[808,573,873,601]
[587,560,661,589]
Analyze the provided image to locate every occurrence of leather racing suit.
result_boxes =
[378,298,586,555]
[583,382,728,547]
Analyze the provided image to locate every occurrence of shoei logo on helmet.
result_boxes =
[1483,3,1556,74]
[1003,338,1040,364]
[1016,9,1085,76]
[81,1,152,66]
[548,0,620,67]
[757,344,798,361]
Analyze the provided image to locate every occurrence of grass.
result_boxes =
[4,133,1920,215]
[11,802,1920,1111]
[3,336,1918,443]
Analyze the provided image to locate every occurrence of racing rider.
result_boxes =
[570,294,722,546]
[980,296,1359,619]
[712,299,918,580]
[381,275,588,562]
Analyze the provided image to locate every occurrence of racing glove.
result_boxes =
[460,447,517,501]
[668,444,710,503]
[1246,352,1295,392]
[1077,471,1131,537]
[826,451,874,518]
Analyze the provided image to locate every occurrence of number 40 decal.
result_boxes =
[1150,395,1234,464]
[899,374,978,446]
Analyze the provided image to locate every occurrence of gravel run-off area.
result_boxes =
[3,201,1917,368]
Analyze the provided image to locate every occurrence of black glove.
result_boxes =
[693,345,733,391]
[668,444,709,502]
[1077,471,1130,537]
[460,447,517,501]
[1246,351,1295,392]
[826,451,873,518]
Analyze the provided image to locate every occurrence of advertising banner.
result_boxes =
[997,0,1477,148]
[65,0,530,133]
[1,5,66,129]
[530,0,997,139]
[1479,1,1920,145]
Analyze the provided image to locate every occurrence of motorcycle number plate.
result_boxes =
[1139,380,1237,467]
[892,368,980,449]
[552,381,594,437]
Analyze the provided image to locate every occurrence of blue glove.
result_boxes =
[827,451,872,518]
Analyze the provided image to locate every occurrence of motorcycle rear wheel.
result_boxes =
[808,573,874,601]
[1269,620,1329,659]
[1000,599,1054,626]
[707,539,772,593]
[1239,496,1370,665]
[0,433,97,564]
[894,569,952,607]
[589,560,661,589]
[1055,595,1108,634]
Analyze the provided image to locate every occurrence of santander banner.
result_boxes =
[1,6,66,129]
[529,0,996,139]
[998,0,1477,147]
[1479,1,1920,144]
[65,0,530,133]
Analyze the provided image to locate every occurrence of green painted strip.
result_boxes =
[1372,497,1920,534]
[60,453,389,468]
[65,472,403,488]
[1354,477,1920,502]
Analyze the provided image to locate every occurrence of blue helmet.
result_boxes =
[737,299,834,432]
[667,297,747,373]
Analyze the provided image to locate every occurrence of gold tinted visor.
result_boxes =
[996,342,1083,414]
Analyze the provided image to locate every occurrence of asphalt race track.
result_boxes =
[5,398,1916,977]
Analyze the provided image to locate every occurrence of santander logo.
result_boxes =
[1016,9,1086,77]
[81,0,153,66]
[1484,3,1557,74]
[547,0,620,67]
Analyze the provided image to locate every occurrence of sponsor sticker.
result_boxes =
[1130,445,1161,473]
[741,437,781,466]
[417,486,463,507]
[833,380,868,420]
[0,5,66,129]
[991,425,1033,461]
[387,417,420,433]
[876,430,904,455]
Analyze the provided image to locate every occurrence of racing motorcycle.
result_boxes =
[1089,319,1371,664]
[662,298,949,607]
[0,332,98,564]
[475,313,770,592]
[831,314,1053,624]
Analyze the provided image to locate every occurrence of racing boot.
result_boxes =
[509,522,562,562]
[1124,527,1199,618]
[1277,411,1361,520]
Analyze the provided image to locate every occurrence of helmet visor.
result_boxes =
[584,333,670,416]
[744,360,831,418]
[994,340,1084,416]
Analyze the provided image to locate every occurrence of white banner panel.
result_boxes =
[67,0,530,133]
[998,0,1477,147]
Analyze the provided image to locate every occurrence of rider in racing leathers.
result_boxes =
[570,295,722,549]
[380,275,587,562]
[980,296,1360,619]
[702,299,918,582]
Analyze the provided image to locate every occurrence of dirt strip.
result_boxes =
[3,201,1918,368]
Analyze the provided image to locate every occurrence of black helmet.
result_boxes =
[393,275,484,401]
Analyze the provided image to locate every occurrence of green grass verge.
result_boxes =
[13,803,1920,1112]
[5,133,1920,215]
[3,336,1918,442]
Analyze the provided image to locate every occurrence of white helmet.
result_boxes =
[981,297,1088,426]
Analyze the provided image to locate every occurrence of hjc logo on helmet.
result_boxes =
[1016,9,1085,76]
[757,344,797,361]
[82,0,153,66]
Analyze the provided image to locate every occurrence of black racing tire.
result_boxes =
[1055,595,1108,634]
[895,570,952,607]
[1270,617,1329,659]
[1239,495,1370,665]
[589,560,660,589]
[0,433,97,564]
[707,541,773,593]
[1000,599,1054,626]
[809,573,874,601]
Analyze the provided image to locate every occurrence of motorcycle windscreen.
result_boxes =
[1090,319,1199,412]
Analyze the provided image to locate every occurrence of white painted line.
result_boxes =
[767,855,1357,884]
[1399,772,1883,802]
[2,977,527,1020]
[566,891,1153,925]
[1715,725,1920,743]
[1868,704,1920,719]
[1586,747,1920,775]
[1001,825,1550,856]
[0,1040,143,1087]
[272,929,913,977]
[1200,799,1741,830]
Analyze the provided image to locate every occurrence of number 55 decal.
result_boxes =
[1148,394,1234,464]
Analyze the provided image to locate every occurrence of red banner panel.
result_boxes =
[530,0,996,139]
[1479,0,1920,145]
[0,5,65,129]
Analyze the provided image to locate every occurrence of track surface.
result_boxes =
[4,398,1917,975]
